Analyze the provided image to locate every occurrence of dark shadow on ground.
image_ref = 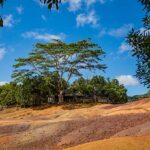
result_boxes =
[32,104,60,110]
[62,103,101,110]
[31,103,103,110]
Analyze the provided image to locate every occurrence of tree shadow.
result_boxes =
[32,104,59,110]
[28,103,101,110]
[62,103,101,110]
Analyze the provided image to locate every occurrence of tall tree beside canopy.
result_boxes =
[0,0,61,27]
[12,39,106,103]
[127,0,150,88]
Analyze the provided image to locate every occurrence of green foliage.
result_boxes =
[0,83,18,106]
[0,17,3,27]
[90,76,107,96]
[12,39,106,103]
[103,79,128,104]
[0,39,128,107]
[0,76,128,107]
[139,0,150,12]
[40,0,61,10]
[0,74,68,107]
[128,29,150,88]
[70,76,128,104]
[18,76,48,107]
[0,0,5,6]
[0,0,5,27]
[16,74,68,107]
[0,0,60,9]
[70,78,92,96]
[127,0,150,88]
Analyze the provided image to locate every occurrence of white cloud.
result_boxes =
[99,0,113,4]
[99,0,107,4]
[139,27,150,35]
[0,81,8,86]
[3,14,15,27]
[99,28,107,37]
[119,42,132,53]
[108,24,133,38]
[65,0,82,11]
[22,31,66,42]
[116,75,139,86]
[16,6,24,14]
[33,0,45,7]
[63,0,112,11]
[87,0,97,6]
[0,47,6,60]
[99,24,133,38]
[76,11,98,27]
[41,15,47,21]
[140,27,145,33]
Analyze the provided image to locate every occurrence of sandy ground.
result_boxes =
[0,98,150,150]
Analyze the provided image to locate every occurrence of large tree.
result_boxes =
[0,0,61,27]
[12,39,106,103]
[127,0,150,88]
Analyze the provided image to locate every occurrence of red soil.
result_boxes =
[0,98,150,150]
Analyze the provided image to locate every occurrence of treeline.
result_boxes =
[0,75,128,107]
[0,39,128,107]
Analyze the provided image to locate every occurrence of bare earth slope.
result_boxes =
[0,98,150,150]
[66,136,150,150]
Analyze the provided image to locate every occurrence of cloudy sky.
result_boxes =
[0,0,148,95]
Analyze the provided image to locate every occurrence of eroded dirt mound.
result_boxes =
[65,136,150,150]
[0,98,150,150]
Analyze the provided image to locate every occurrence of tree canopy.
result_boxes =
[0,39,129,107]
[139,0,150,12]
[12,39,106,103]
[127,0,150,88]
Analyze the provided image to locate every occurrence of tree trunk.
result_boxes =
[93,94,97,103]
[58,90,64,104]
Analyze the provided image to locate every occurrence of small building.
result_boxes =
[64,90,84,103]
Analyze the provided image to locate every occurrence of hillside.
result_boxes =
[66,136,150,150]
[0,98,150,150]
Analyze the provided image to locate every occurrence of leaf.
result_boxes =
[0,17,3,27]
[0,0,5,7]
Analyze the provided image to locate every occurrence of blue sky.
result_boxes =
[0,0,149,96]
